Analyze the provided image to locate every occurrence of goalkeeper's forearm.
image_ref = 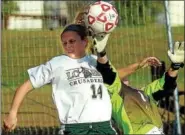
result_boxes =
[97,55,116,85]
[167,67,179,77]
[152,68,178,101]
[97,55,139,85]
[118,62,139,80]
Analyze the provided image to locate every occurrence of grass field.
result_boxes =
[1,24,184,127]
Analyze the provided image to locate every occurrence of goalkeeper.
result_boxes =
[74,6,184,134]
[92,34,184,134]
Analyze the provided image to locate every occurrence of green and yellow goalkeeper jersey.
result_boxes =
[106,67,165,134]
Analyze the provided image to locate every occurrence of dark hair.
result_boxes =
[61,24,87,40]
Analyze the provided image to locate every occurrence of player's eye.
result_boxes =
[62,39,76,47]
[69,39,76,44]
[62,42,67,46]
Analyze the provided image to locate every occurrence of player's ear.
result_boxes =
[83,38,88,48]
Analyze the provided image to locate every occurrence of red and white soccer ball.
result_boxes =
[84,1,118,35]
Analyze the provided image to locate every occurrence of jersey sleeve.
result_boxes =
[27,61,53,88]
[141,74,165,97]
[103,61,122,95]
[151,72,177,101]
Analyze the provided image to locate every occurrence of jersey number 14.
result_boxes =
[91,84,103,99]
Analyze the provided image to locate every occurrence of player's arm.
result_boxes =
[150,69,177,101]
[95,34,116,85]
[118,57,161,80]
[142,69,177,99]
[3,80,33,131]
[97,55,116,85]
[92,34,121,94]
[143,41,184,101]
[94,35,161,85]
[152,41,184,101]
[4,59,53,132]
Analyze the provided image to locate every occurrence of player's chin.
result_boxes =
[67,53,80,59]
[66,52,74,56]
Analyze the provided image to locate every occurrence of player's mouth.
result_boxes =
[67,50,74,53]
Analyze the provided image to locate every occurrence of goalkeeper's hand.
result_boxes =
[138,57,162,69]
[168,41,184,70]
[93,33,110,56]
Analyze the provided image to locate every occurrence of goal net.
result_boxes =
[1,1,184,135]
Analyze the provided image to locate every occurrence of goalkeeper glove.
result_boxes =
[93,33,110,57]
[168,41,184,70]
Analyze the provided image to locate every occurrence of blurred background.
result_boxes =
[1,1,184,135]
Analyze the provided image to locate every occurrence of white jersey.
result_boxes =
[27,54,112,124]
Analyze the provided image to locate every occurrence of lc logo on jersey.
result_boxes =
[66,67,103,86]
[66,67,101,80]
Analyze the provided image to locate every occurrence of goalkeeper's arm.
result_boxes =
[97,57,122,95]
[142,69,177,101]
[145,41,184,101]
[97,56,162,94]
[151,66,179,101]
[118,57,161,80]
[94,33,117,85]
[97,59,116,85]
[153,41,184,100]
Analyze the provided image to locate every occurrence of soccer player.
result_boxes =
[95,40,184,134]
[3,24,117,135]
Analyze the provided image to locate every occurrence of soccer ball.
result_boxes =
[84,1,118,35]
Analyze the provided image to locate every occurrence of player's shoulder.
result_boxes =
[86,54,98,66]
[50,54,69,62]
[48,55,69,69]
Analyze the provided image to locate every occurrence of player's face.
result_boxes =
[61,31,88,59]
